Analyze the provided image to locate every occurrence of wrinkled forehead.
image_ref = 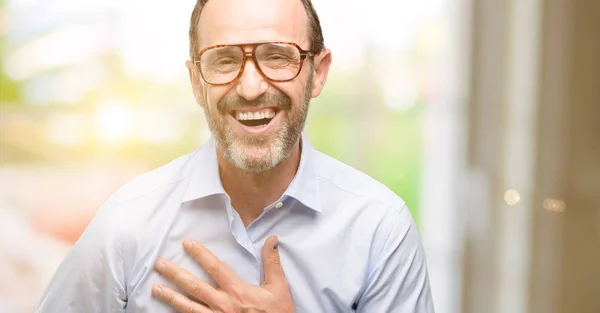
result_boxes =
[197,0,310,51]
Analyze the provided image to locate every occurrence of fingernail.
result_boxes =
[155,260,166,272]
[152,285,163,296]
[273,243,279,250]
[183,238,193,250]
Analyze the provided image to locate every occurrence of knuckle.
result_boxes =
[187,281,204,297]
[205,261,221,276]
[269,254,281,265]
[228,284,245,300]
[165,290,176,304]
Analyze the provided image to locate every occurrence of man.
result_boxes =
[37,0,435,312]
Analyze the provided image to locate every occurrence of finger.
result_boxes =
[183,238,247,290]
[151,284,212,313]
[262,236,286,286]
[154,259,225,307]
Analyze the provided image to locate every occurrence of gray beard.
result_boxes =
[201,71,313,174]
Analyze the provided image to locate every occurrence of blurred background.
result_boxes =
[0,0,598,312]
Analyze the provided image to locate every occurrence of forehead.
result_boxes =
[197,0,309,50]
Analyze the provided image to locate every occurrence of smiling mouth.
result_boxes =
[231,108,278,127]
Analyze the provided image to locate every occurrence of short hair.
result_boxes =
[188,0,325,57]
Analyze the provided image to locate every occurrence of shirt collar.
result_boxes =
[182,136,227,201]
[281,133,322,212]
[182,133,322,213]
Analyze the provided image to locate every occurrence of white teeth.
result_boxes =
[235,109,276,121]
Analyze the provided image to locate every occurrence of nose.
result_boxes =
[236,58,269,101]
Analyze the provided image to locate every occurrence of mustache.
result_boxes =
[217,91,292,113]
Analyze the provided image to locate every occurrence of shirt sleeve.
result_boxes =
[356,203,435,313]
[36,192,127,313]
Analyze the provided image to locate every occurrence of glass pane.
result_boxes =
[256,44,301,81]
[200,46,243,84]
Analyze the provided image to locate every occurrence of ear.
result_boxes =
[310,49,332,98]
[186,60,205,107]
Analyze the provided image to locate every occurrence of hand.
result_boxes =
[152,236,294,313]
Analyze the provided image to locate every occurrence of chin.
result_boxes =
[226,139,289,174]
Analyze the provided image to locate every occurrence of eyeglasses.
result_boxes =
[193,42,315,86]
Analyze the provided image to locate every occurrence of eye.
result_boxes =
[214,57,239,66]
[265,54,292,62]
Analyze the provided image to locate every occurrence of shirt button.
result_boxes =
[275,202,283,209]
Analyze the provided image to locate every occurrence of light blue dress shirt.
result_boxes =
[36,134,434,313]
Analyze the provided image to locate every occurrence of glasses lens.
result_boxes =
[256,43,302,81]
[200,46,244,84]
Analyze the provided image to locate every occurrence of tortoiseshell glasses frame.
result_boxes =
[192,42,315,86]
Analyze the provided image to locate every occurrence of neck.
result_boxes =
[217,139,302,227]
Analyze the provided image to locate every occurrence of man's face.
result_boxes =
[186,0,331,174]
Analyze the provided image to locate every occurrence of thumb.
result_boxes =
[262,236,286,287]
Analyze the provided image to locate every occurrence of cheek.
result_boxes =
[298,66,314,92]
[205,86,230,109]
[272,83,307,108]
